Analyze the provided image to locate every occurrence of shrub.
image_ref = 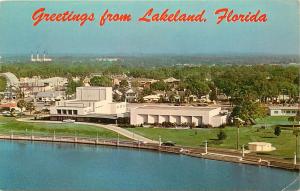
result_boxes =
[153,122,160,127]
[217,130,227,140]
[161,121,175,128]
[118,124,136,128]
[190,122,196,129]
[181,122,189,127]
[274,126,281,136]
[197,124,213,128]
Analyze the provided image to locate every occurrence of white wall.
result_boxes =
[130,106,226,127]
[76,87,112,102]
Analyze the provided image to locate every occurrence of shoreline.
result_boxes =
[0,134,299,172]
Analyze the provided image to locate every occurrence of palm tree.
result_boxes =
[288,116,296,130]
[231,117,243,150]
[289,114,300,160]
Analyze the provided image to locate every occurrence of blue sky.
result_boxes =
[0,0,299,56]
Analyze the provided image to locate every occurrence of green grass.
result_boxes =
[0,116,127,140]
[128,126,298,160]
[0,116,298,160]
[0,76,6,92]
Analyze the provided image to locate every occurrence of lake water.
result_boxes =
[0,140,299,191]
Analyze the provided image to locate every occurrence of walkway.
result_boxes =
[16,118,158,144]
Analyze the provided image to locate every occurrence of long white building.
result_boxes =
[50,87,126,121]
[269,106,299,116]
[130,105,227,127]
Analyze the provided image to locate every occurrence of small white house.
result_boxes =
[143,95,160,102]
[36,91,66,102]
[248,142,276,152]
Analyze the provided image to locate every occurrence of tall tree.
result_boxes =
[290,114,300,159]
[66,79,83,97]
[231,99,266,123]
[17,100,27,113]
[90,76,112,87]
[25,102,35,114]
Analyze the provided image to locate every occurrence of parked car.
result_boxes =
[1,111,11,116]
[63,119,75,123]
[162,141,176,146]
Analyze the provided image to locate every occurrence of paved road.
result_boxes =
[16,118,158,144]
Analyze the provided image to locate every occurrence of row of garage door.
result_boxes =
[137,114,202,125]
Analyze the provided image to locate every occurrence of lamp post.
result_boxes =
[159,136,162,147]
[237,122,240,150]
[242,144,245,157]
[231,117,240,150]
[96,132,99,144]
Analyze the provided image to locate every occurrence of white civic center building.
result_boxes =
[50,87,127,122]
[49,86,228,127]
[130,105,227,127]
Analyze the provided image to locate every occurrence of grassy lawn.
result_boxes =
[0,116,297,160]
[0,116,127,140]
[128,126,298,160]
[255,116,293,126]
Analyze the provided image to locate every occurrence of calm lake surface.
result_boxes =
[0,140,299,191]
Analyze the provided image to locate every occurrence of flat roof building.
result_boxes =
[50,87,127,122]
[130,105,227,127]
[269,105,299,116]
[248,142,276,152]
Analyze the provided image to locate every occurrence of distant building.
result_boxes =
[130,105,228,127]
[130,78,158,88]
[50,87,127,122]
[19,77,68,97]
[96,58,119,62]
[248,142,276,152]
[36,91,66,102]
[163,77,180,84]
[0,102,18,111]
[31,53,52,62]
[125,88,138,102]
[143,94,160,102]
[111,74,128,86]
[269,106,299,116]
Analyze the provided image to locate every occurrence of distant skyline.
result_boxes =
[0,0,299,56]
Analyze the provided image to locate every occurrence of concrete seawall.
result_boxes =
[0,134,299,172]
